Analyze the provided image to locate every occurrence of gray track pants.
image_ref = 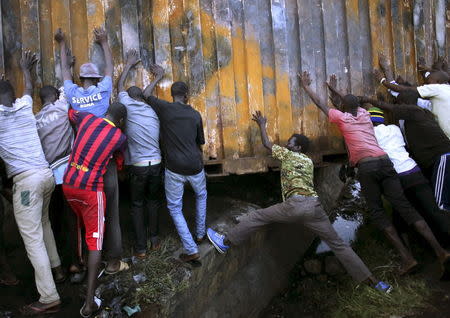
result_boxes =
[227,195,372,283]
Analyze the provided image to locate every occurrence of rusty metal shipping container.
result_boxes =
[0,0,448,175]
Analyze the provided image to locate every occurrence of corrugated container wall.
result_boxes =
[0,0,448,175]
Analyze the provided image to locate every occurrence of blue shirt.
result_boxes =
[64,76,112,117]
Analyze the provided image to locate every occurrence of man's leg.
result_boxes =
[40,172,62,273]
[165,169,198,256]
[13,171,60,305]
[83,191,106,316]
[405,183,450,237]
[129,166,150,255]
[381,170,450,262]
[432,153,450,212]
[187,170,207,241]
[358,162,417,272]
[103,160,123,271]
[147,164,162,248]
[304,203,373,283]
[0,193,17,285]
[66,187,105,316]
[226,199,297,245]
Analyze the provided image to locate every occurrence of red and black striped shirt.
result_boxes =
[64,110,126,191]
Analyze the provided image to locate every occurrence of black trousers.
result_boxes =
[129,164,162,253]
[49,184,83,264]
[0,196,5,260]
[103,160,122,261]
[394,171,450,237]
[357,157,423,229]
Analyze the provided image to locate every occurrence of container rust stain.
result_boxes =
[0,0,447,175]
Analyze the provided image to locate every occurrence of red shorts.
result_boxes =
[62,185,106,251]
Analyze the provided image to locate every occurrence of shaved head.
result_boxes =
[426,70,450,84]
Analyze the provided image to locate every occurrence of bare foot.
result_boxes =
[438,250,450,264]
[399,259,419,276]
[81,299,100,317]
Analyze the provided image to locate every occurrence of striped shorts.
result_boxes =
[432,153,450,211]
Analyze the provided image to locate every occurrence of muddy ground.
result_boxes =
[1,173,450,317]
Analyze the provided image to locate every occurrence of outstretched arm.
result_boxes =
[378,52,395,82]
[20,50,38,97]
[358,96,394,112]
[432,56,448,73]
[143,64,164,98]
[54,29,72,82]
[252,111,273,152]
[326,74,344,110]
[374,69,418,93]
[299,71,331,116]
[118,49,141,92]
[94,27,113,78]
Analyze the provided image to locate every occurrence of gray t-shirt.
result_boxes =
[0,95,49,178]
[118,92,161,165]
[35,88,74,165]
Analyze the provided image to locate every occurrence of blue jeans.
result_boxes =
[165,169,207,255]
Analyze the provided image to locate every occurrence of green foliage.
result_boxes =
[132,236,189,306]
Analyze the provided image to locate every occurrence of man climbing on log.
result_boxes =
[207,111,392,293]
[0,51,63,315]
[55,27,128,276]
[117,49,163,258]
[143,64,207,263]
[300,70,450,277]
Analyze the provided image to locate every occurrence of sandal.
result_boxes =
[399,261,419,276]
[20,301,61,316]
[105,260,130,275]
[80,297,101,318]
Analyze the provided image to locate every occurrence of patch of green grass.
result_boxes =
[321,225,434,318]
[133,236,189,306]
[282,223,436,318]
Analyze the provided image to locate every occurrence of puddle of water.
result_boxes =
[316,213,364,254]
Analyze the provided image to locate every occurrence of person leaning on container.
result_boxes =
[62,103,127,318]
[0,51,62,315]
[117,49,163,259]
[143,64,207,263]
[54,27,128,276]
[35,46,79,284]
[206,111,392,293]
[375,58,450,213]
[299,70,450,278]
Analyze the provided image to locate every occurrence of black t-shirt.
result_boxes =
[146,96,205,175]
[391,104,450,169]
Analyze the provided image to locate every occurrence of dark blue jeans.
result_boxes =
[129,164,162,253]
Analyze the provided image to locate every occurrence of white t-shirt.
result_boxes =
[374,124,417,174]
[417,84,450,139]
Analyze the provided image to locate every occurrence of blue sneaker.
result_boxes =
[374,281,393,293]
[207,228,230,254]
